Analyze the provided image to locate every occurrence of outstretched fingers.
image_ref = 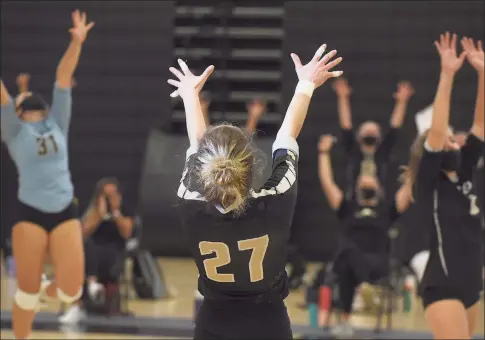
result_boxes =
[86,22,95,31]
[169,67,184,80]
[167,79,180,87]
[321,56,343,72]
[451,33,457,54]
[200,65,215,80]
[290,53,302,69]
[327,70,344,79]
[311,44,327,63]
[317,50,338,67]
[177,59,191,76]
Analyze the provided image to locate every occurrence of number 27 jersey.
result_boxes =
[177,136,299,301]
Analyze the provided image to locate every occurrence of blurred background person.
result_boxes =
[318,134,412,337]
[59,177,134,324]
[332,78,414,195]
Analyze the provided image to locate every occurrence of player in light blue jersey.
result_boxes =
[0,10,94,339]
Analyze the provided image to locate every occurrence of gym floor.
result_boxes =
[1,257,484,339]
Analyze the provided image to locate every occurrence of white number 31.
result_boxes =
[469,194,480,216]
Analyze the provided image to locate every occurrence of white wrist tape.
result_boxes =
[295,80,315,98]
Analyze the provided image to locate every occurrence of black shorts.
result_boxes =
[194,299,292,340]
[334,245,389,284]
[14,200,79,233]
[421,285,481,310]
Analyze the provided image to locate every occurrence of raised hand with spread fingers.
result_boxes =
[168,59,215,99]
[434,32,467,75]
[167,59,215,145]
[69,10,95,44]
[290,44,343,88]
[461,37,484,74]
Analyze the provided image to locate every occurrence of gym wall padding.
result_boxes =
[138,130,273,256]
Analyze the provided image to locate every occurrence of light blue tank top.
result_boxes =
[1,84,74,213]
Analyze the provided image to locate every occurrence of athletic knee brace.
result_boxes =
[57,287,83,304]
[14,289,40,310]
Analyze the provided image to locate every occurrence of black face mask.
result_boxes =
[17,94,48,113]
[360,188,378,200]
[361,136,379,146]
[442,150,460,172]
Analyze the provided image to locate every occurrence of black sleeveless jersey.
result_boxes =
[177,136,299,302]
[416,134,484,292]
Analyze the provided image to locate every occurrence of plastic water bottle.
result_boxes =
[306,287,319,328]
[193,290,204,319]
[319,285,332,327]
[7,256,16,277]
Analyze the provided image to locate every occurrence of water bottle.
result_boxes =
[193,290,204,319]
[7,256,16,277]
[306,286,319,328]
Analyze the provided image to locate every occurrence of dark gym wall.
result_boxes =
[282,1,484,260]
[0,1,174,247]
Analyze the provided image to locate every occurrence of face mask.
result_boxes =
[361,136,379,146]
[442,150,460,172]
[17,94,48,113]
[360,188,378,200]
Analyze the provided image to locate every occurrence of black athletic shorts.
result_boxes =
[14,200,79,233]
[194,298,292,340]
[421,285,481,310]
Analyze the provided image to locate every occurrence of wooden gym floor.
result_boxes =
[1,257,484,339]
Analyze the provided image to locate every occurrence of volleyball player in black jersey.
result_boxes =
[168,44,343,339]
[318,134,413,336]
[402,33,484,339]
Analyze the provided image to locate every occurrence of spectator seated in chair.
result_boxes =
[318,135,412,337]
[59,177,134,324]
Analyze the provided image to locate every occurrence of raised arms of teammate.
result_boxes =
[16,73,30,95]
[56,10,94,89]
[52,10,93,135]
[390,81,414,128]
[245,98,266,133]
[168,60,215,147]
[279,45,343,140]
[318,135,343,210]
[462,37,484,141]
[0,80,21,142]
[332,78,352,131]
[427,32,467,151]
[0,80,12,106]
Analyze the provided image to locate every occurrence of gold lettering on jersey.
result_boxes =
[360,157,376,177]
[198,235,270,283]
[355,208,376,218]
[199,242,235,283]
[237,235,269,282]
[469,194,480,216]
[36,135,59,156]
[36,137,48,156]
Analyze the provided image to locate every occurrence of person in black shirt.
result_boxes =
[168,44,343,339]
[332,77,414,191]
[318,134,412,337]
[401,33,484,339]
[59,177,134,324]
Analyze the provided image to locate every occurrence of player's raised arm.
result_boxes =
[427,32,467,151]
[168,60,214,147]
[277,44,343,141]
